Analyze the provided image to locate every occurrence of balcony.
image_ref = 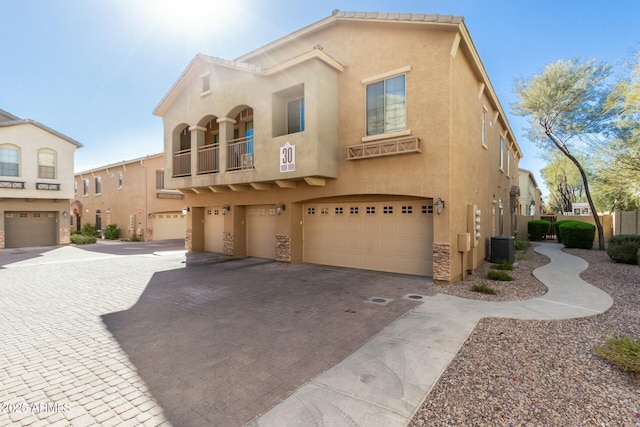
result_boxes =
[227,136,254,171]
[173,149,191,177]
[347,136,421,160]
[36,182,61,191]
[198,144,219,174]
[0,180,25,189]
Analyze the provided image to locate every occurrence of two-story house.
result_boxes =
[73,153,186,241]
[0,109,81,248]
[153,11,522,282]
[518,168,543,215]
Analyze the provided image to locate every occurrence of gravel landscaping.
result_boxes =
[411,244,640,427]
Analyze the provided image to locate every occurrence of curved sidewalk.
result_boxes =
[249,242,614,427]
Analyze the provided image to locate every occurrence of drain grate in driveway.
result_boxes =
[364,296,393,306]
[402,293,429,301]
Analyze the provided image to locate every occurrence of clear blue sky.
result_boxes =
[2,0,639,200]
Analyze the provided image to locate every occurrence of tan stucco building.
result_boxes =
[73,154,186,241]
[0,109,81,249]
[153,11,522,282]
[518,168,543,215]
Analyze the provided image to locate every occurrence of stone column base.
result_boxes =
[223,232,234,256]
[185,229,193,252]
[433,242,451,282]
[275,235,291,262]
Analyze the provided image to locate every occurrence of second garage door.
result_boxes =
[247,205,277,259]
[304,201,433,276]
[204,206,224,252]
[153,212,186,240]
[5,211,57,248]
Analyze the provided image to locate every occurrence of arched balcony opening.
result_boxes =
[197,115,219,174]
[172,123,191,177]
[226,106,254,171]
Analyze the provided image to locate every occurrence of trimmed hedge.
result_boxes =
[559,221,595,249]
[103,224,120,240]
[70,234,96,245]
[528,220,551,241]
[554,219,581,243]
[607,234,640,264]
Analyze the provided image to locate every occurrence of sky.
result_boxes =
[1,0,639,200]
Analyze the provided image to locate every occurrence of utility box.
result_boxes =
[458,233,471,252]
[490,236,515,264]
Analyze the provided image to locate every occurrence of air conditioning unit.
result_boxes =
[490,236,515,264]
[241,154,254,168]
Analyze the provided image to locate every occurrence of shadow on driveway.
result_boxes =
[102,258,431,426]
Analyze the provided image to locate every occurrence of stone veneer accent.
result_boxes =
[275,234,291,262]
[60,228,70,245]
[147,227,153,241]
[223,232,234,256]
[433,242,451,282]
[185,229,193,252]
[0,230,4,249]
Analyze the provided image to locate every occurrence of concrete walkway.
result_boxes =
[249,242,614,427]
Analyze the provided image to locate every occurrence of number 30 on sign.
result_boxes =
[280,142,295,172]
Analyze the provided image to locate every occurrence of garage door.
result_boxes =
[5,211,57,248]
[247,205,277,259]
[153,212,185,240]
[304,201,433,276]
[204,206,224,252]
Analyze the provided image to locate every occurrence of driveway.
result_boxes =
[0,243,430,426]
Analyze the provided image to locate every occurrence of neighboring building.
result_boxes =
[0,109,82,248]
[518,168,543,215]
[568,202,591,216]
[153,11,523,282]
[73,154,186,241]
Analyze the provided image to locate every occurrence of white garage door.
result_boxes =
[5,211,57,248]
[304,201,433,276]
[153,212,185,240]
[247,205,277,259]
[204,206,224,252]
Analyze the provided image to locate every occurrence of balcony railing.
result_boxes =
[227,136,254,171]
[173,149,191,177]
[0,180,25,189]
[198,144,220,174]
[36,182,61,191]
[347,136,421,160]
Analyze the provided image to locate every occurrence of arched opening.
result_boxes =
[96,209,102,230]
[226,106,254,171]
[172,123,191,177]
[197,115,219,174]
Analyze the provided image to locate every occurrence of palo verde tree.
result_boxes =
[513,59,614,250]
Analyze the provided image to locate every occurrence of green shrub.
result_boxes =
[70,234,97,245]
[595,335,640,384]
[80,223,100,237]
[607,234,640,264]
[514,236,531,250]
[528,220,550,241]
[70,229,82,236]
[637,248,640,267]
[560,221,595,249]
[103,224,120,240]
[487,270,514,281]
[472,283,497,295]
[491,261,514,270]
[120,235,140,242]
[554,219,581,243]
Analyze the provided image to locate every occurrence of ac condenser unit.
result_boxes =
[490,236,515,264]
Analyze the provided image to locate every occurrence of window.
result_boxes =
[366,74,406,136]
[402,205,413,214]
[481,108,487,147]
[507,148,511,176]
[287,98,305,134]
[118,172,123,188]
[74,181,78,194]
[335,207,344,215]
[95,177,102,194]
[350,206,359,215]
[0,145,19,176]
[200,73,211,94]
[366,206,376,215]
[156,170,164,189]
[83,179,89,196]
[383,206,393,214]
[499,137,505,170]
[38,149,56,179]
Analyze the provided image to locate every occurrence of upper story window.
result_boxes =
[94,176,102,194]
[481,108,488,148]
[156,170,165,189]
[366,74,406,136]
[83,178,89,196]
[38,149,56,179]
[287,98,305,134]
[74,181,78,194]
[499,137,505,171]
[507,148,511,176]
[118,172,123,188]
[0,144,19,177]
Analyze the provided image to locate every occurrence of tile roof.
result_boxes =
[331,10,463,24]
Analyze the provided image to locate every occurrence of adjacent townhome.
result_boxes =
[518,168,543,215]
[0,109,81,248]
[153,10,522,282]
[73,153,186,241]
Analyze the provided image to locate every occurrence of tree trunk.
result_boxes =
[546,131,606,250]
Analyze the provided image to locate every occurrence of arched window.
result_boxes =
[0,144,20,177]
[95,209,102,230]
[38,148,56,179]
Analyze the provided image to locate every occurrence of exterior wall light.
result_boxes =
[434,198,445,215]
[63,211,68,218]
[148,213,154,219]
[276,203,286,215]
[182,207,190,215]
[222,205,230,215]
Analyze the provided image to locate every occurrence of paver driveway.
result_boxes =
[0,242,430,426]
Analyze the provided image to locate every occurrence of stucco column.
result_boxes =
[217,117,236,173]
[189,126,206,176]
